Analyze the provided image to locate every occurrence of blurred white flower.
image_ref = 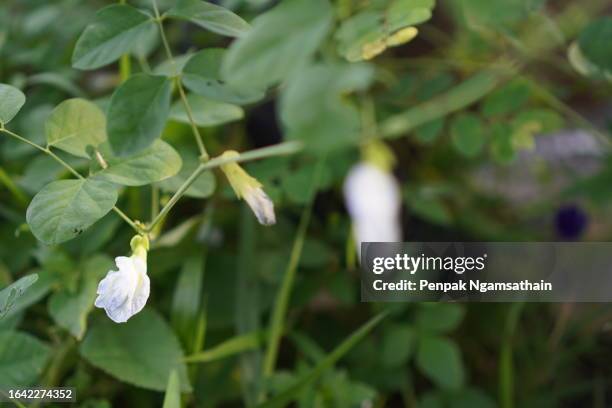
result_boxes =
[94,236,150,323]
[220,150,276,226]
[344,163,402,252]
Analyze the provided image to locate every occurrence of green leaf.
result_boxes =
[577,17,612,74]
[26,179,118,245]
[281,64,373,152]
[416,335,464,390]
[167,0,250,38]
[48,256,113,340]
[0,83,26,125]
[171,255,204,347]
[162,370,181,408]
[380,325,415,368]
[107,74,172,156]
[0,274,38,319]
[416,304,465,333]
[94,140,182,186]
[182,49,265,104]
[336,0,433,62]
[45,98,107,158]
[259,312,387,408]
[80,309,191,392]
[450,113,485,157]
[222,0,333,89]
[169,94,243,127]
[72,5,154,70]
[159,153,216,198]
[1,270,56,322]
[481,80,530,117]
[0,331,51,387]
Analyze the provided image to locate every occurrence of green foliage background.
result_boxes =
[1,0,612,407]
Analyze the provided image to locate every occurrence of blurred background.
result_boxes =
[1,0,612,407]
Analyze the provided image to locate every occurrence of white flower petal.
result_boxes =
[95,255,150,323]
[343,163,402,252]
[244,186,276,226]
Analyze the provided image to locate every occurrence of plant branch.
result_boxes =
[146,141,303,232]
[151,0,208,159]
[0,127,142,234]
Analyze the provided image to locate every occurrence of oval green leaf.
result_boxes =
[80,309,191,392]
[183,49,265,104]
[45,98,107,158]
[221,0,333,89]
[167,0,250,38]
[0,274,38,319]
[450,113,485,157]
[26,179,118,245]
[0,331,51,387]
[0,83,26,125]
[94,140,182,186]
[72,4,154,70]
[416,335,465,390]
[170,93,243,127]
[107,74,172,156]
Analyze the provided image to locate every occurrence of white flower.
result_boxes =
[344,163,402,251]
[220,150,276,226]
[94,236,150,323]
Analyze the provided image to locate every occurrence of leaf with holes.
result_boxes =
[26,179,118,245]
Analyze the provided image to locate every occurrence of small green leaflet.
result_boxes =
[45,98,107,158]
[80,309,192,392]
[450,113,485,157]
[168,0,251,38]
[170,94,243,127]
[26,179,118,245]
[0,331,51,387]
[94,140,182,186]
[0,83,26,125]
[222,0,333,89]
[72,5,154,70]
[107,74,172,156]
[0,274,38,319]
[575,17,612,78]
[183,49,265,105]
[416,335,465,390]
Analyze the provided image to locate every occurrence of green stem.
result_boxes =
[146,141,303,232]
[262,159,324,380]
[119,0,130,82]
[0,127,142,234]
[499,302,524,408]
[151,0,208,159]
[0,166,28,205]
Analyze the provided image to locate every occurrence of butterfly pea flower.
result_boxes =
[343,141,402,254]
[220,150,276,226]
[94,235,150,323]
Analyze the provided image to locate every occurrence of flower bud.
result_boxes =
[220,150,276,226]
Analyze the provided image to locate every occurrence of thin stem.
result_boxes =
[150,0,208,159]
[146,141,303,232]
[119,0,131,82]
[262,159,324,381]
[0,127,142,234]
[151,185,160,221]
